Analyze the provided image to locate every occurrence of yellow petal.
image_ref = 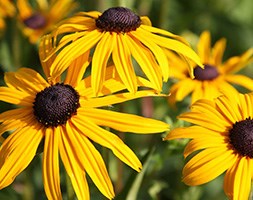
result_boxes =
[78,108,169,133]
[197,31,211,64]
[0,87,34,106]
[125,34,162,91]
[92,32,116,95]
[134,28,203,70]
[0,125,43,189]
[183,136,227,158]
[13,68,49,92]
[43,127,62,200]
[169,79,196,103]
[50,30,103,78]
[179,110,229,132]
[183,147,236,186]
[222,48,253,74]
[112,34,137,93]
[191,98,232,127]
[17,0,33,19]
[65,51,90,87]
[211,37,226,66]
[0,109,35,136]
[71,116,142,172]
[84,90,163,108]
[224,157,252,200]
[39,35,57,80]
[131,30,169,81]
[225,74,253,91]
[164,126,220,141]
[59,131,90,200]
[62,122,114,199]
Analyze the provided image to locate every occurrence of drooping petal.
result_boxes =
[112,34,137,93]
[59,129,90,200]
[39,34,57,80]
[130,30,169,80]
[78,108,169,133]
[224,157,252,200]
[133,28,203,72]
[43,127,62,200]
[92,32,116,95]
[64,51,90,87]
[183,147,236,186]
[0,125,43,189]
[71,116,142,172]
[61,122,114,199]
[125,35,162,91]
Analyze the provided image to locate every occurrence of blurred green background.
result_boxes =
[0,0,252,199]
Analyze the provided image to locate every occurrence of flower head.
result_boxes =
[0,36,169,199]
[164,89,253,199]
[167,30,253,104]
[0,0,15,32]
[17,0,77,43]
[47,7,202,95]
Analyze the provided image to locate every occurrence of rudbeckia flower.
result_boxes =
[164,90,253,200]
[0,36,169,199]
[17,0,77,43]
[0,0,15,31]
[47,7,202,95]
[167,30,253,104]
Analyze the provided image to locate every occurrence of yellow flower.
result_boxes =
[0,36,169,199]
[167,30,253,104]
[47,7,202,95]
[0,0,15,31]
[164,89,253,200]
[17,0,77,43]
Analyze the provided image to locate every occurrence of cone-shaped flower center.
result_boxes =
[23,13,47,29]
[33,83,80,127]
[96,7,141,33]
[229,118,253,158]
[194,64,219,81]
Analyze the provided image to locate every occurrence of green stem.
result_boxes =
[66,171,75,200]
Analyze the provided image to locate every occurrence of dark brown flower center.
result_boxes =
[194,64,219,81]
[95,7,141,33]
[229,118,253,158]
[33,83,80,127]
[23,13,47,29]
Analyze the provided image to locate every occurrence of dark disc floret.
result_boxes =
[194,64,219,81]
[23,13,47,29]
[95,7,141,33]
[33,83,80,127]
[229,117,253,158]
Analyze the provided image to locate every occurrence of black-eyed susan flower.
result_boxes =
[47,7,203,95]
[167,30,253,104]
[16,0,77,43]
[164,89,253,200]
[0,0,15,31]
[0,36,169,200]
